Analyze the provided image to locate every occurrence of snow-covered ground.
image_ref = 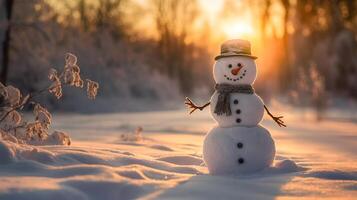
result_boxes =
[0,109,356,200]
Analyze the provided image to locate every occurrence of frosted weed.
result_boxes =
[0,53,99,145]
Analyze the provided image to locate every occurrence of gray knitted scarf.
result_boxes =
[214,84,254,116]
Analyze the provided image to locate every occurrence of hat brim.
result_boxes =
[215,53,257,60]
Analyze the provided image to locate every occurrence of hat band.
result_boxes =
[221,50,252,55]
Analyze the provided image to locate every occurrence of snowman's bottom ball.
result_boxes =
[203,125,275,175]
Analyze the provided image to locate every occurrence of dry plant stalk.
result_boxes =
[0,53,99,145]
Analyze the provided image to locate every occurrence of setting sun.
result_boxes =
[222,21,255,39]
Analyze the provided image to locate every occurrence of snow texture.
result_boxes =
[0,109,356,200]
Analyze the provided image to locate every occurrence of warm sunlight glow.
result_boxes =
[222,21,255,39]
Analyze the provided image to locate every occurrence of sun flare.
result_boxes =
[222,21,255,39]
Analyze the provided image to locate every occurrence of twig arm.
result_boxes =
[185,97,210,114]
[264,105,286,127]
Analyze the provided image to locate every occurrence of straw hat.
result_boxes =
[215,39,257,60]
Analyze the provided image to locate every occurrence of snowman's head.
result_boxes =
[213,56,257,85]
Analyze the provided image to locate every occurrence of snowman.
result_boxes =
[185,39,285,175]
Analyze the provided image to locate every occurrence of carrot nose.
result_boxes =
[231,66,242,76]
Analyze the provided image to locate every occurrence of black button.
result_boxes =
[236,109,241,114]
[233,100,239,104]
[238,158,244,164]
[236,118,241,123]
[228,64,232,68]
[237,142,243,148]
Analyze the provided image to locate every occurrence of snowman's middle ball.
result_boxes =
[203,125,275,175]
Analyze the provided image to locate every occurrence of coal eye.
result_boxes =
[237,63,242,67]
[228,64,232,68]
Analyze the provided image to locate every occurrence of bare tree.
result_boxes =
[1,0,14,84]
[260,0,271,39]
[279,0,290,90]
[152,0,198,93]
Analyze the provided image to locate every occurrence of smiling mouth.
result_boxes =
[224,70,247,81]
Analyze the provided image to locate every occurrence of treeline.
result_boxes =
[0,0,212,99]
[1,0,356,104]
[259,0,357,98]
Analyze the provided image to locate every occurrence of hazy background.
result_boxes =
[0,0,356,119]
